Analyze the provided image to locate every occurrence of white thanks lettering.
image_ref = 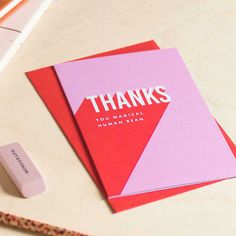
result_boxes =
[86,86,171,113]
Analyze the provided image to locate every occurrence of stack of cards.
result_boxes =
[26,41,236,212]
[0,0,53,75]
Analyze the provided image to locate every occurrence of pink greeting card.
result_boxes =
[54,48,236,197]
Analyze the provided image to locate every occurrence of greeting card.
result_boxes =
[54,48,236,197]
[26,41,236,211]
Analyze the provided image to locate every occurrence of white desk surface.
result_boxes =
[0,0,236,235]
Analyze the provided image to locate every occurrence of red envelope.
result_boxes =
[26,41,236,212]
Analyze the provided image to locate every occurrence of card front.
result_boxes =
[54,48,236,197]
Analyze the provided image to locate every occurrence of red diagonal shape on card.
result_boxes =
[76,90,169,196]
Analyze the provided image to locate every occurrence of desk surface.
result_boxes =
[0,1,236,235]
